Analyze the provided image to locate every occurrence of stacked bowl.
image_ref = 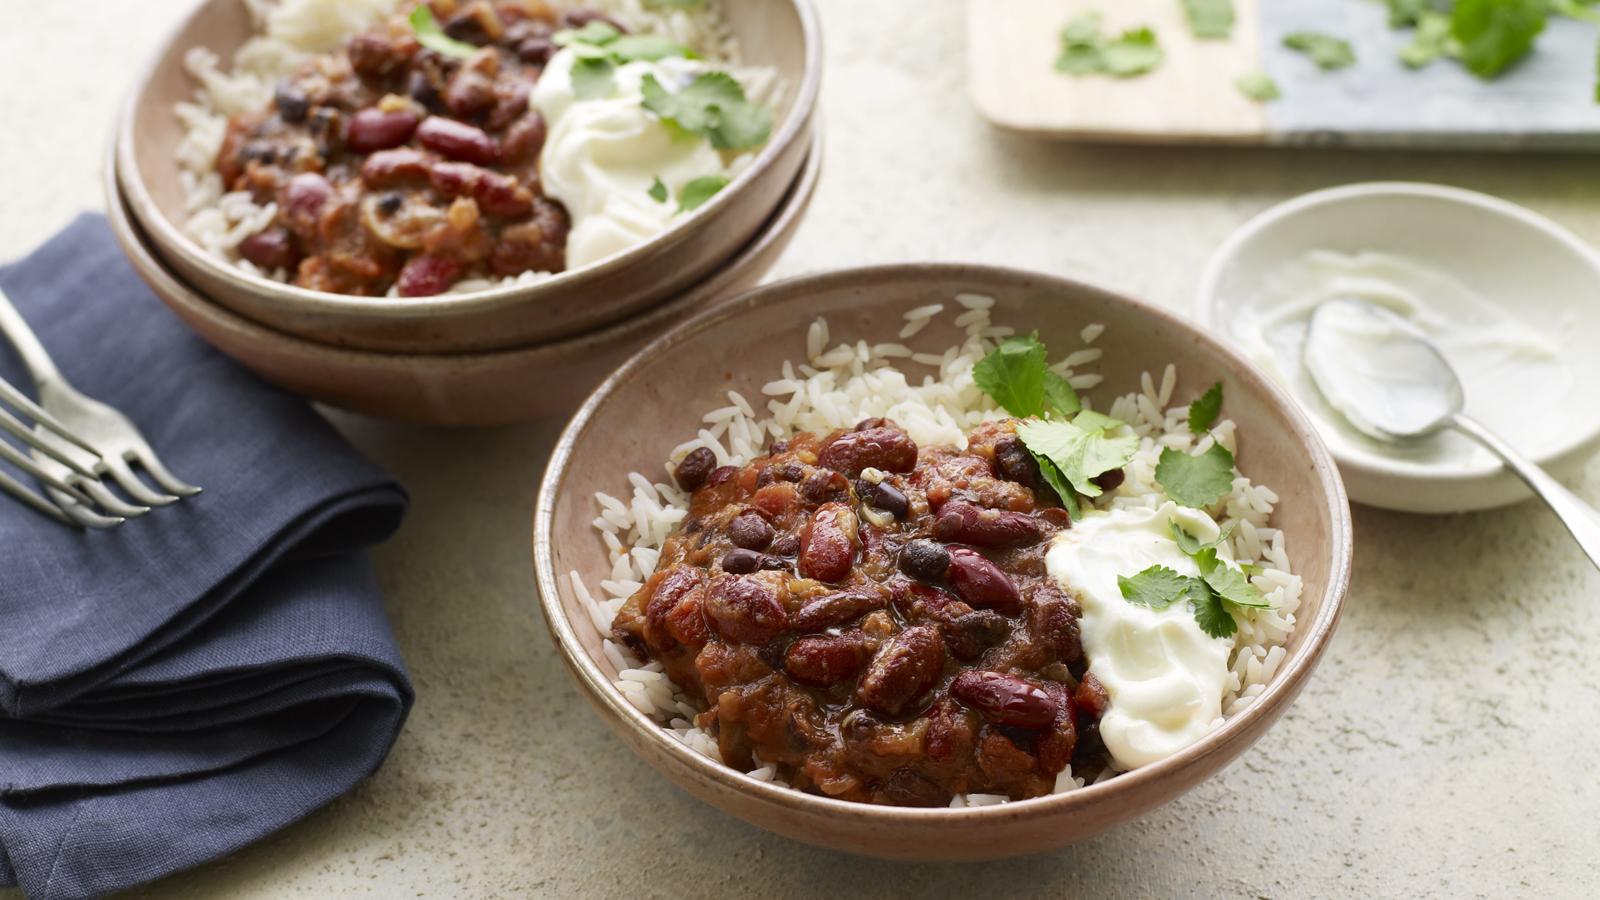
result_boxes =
[108,0,822,425]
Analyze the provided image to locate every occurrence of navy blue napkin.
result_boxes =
[0,215,412,899]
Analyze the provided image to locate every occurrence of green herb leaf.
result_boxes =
[1070,409,1121,432]
[570,57,617,100]
[1201,557,1272,608]
[1386,0,1432,28]
[641,72,773,150]
[1188,579,1237,638]
[677,174,730,212]
[1400,11,1461,68]
[973,335,1050,418]
[555,20,623,47]
[1119,565,1193,610]
[1182,0,1236,39]
[1452,0,1547,79]
[1283,31,1357,70]
[1234,71,1281,101]
[648,176,668,203]
[1188,382,1223,434]
[608,33,696,62]
[1102,28,1164,77]
[1018,417,1139,499]
[1042,371,1083,418]
[1033,451,1081,520]
[409,6,481,60]
[1061,12,1103,45]
[1154,443,1235,508]
[1171,520,1225,556]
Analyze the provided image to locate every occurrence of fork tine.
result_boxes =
[0,377,100,457]
[0,439,98,507]
[76,476,152,518]
[0,404,98,478]
[99,454,178,506]
[45,486,125,529]
[0,469,77,527]
[135,451,201,497]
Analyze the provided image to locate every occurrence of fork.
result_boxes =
[0,285,200,528]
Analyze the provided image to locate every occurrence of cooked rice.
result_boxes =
[175,0,765,293]
[570,297,1304,805]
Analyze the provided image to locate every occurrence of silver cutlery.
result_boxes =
[0,285,200,528]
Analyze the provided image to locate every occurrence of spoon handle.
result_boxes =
[1450,413,1600,572]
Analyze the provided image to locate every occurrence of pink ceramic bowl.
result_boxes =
[535,264,1353,860]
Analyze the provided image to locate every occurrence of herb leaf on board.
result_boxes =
[1102,28,1165,77]
[1234,71,1281,101]
[1283,31,1357,70]
[1451,0,1547,78]
[1154,443,1236,508]
[1182,0,1236,39]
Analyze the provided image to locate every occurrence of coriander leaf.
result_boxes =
[1102,27,1164,77]
[555,21,623,47]
[1239,562,1263,577]
[1061,13,1103,45]
[1283,31,1356,70]
[1188,579,1237,639]
[1386,0,1431,28]
[608,33,695,62]
[1171,520,1225,556]
[409,6,480,60]
[1235,71,1281,101]
[1452,0,1546,79]
[647,176,668,203]
[1042,371,1082,418]
[1203,561,1272,609]
[1182,0,1236,39]
[1018,418,1139,499]
[570,58,617,100]
[1119,565,1193,610]
[1056,43,1106,74]
[1154,443,1235,508]
[1071,409,1123,432]
[678,174,730,212]
[1400,12,1460,68]
[1033,451,1082,520]
[973,334,1050,418]
[641,72,772,150]
[1188,382,1223,434]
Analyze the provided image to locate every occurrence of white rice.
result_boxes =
[571,297,1304,804]
[175,0,753,291]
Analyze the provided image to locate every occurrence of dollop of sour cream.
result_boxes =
[1222,250,1572,470]
[530,49,736,270]
[1045,503,1235,770]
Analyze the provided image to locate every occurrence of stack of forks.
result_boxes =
[0,287,198,528]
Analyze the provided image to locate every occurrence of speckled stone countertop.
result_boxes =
[3,1,1599,897]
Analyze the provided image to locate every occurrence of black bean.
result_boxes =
[859,480,909,520]
[274,80,310,124]
[407,69,441,111]
[728,512,774,550]
[376,192,404,216]
[899,539,950,582]
[1092,468,1126,492]
[993,437,1042,488]
[721,548,762,574]
[674,448,717,492]
[799,469,848,504]
[516,36,557,65]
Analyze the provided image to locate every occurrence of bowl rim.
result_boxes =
[1194,180,1600,489]
[107,124,824,368]
[114,0,823,319]
[533,262,1354,824]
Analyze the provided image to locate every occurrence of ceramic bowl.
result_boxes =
[105,131,820,426]
[534,264,1353,860]
[1197,182,1600,513]
[116,0,821,353]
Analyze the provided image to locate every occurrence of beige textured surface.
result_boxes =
[3,1,1600,897]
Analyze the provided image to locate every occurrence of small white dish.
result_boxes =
[1197,182,1600,514]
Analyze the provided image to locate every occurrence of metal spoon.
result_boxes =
[1305,297,1600,571]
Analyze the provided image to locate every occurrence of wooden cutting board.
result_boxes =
[968,0,1600,150]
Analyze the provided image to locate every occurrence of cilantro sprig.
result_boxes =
[1118,519,1270,639]
[1153,383,1237,509]
[1283,31,1358,70]
[1182,0,1236,40]
[409,6,480,60]
[677,174,730,211]
[554,21,696,100]
[641,72,773,150]
[1055,14,1165,78]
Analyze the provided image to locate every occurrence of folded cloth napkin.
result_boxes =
[0,215,412,899]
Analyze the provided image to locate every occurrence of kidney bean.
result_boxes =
[799,469,849,504]
[395,254,461,297]
[1073,672,1109,720]
[727,511,774,550]
[704,574,788,644]
[360,148,432,189]
[417,116,501,165]
[720,548,762,575]
[1036,682,1078,775]
[486,81,532,132]
[944,610,1010,661]
[673,448,717,491]
[792,591,882,632]
[856,625,944,717]
[443,65,497,120]
[924,699,972,764]
[706,465,739,488]
[932,501,1042,548]
[274,79,310,123]
[428,162,533,218]
[444,1,505,44]
[799,503,859,583]
[346,107,421,153]
[237,228,299,272]
[1092,468,1126,492]
[642,567,706,650]
[501,112,548,165]
[898,539,950,582]
[858,480,909,520]
[1028,583,1084,666]
[818,426,918,476]
[279,172,333,237]
[950,670,1056,728]
[785,633,873,689]
[348,32,413,82]
[945,548,1023,614]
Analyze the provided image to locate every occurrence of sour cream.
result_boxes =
[1222,250,1572,469]
[1045,503,1235,770]
[530,49,738,269]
